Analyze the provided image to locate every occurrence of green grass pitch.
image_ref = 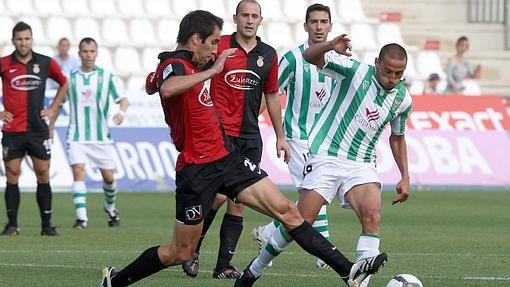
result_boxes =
[0,190,509,286]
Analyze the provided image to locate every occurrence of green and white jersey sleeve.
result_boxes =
[279,42,335,141]
[67,66,125,143]
[308,53,413,163]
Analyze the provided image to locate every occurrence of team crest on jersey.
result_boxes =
[391,97,403,111]
[257,56,264,67]
[225,69,261,90]
[362,80,370,92]
[303,63,310,72]
[33,64,40,74]
[198,85,213,107]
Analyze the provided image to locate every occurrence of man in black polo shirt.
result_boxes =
[0,21,68,236]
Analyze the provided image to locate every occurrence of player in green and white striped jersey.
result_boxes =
[246,38,410,286]
[66,38,129,229]
[252,3,336,269]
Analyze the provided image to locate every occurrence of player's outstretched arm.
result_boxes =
[159,48,236,98]
[304,34,352,68]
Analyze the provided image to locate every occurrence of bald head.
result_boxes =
[235,0,261,15]
[378,43,407,63]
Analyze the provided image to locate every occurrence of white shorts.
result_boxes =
[287,139,309,188]
[67,142,116,170]
[299,154,382,208]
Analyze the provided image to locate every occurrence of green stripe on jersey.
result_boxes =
[297,44,311,140]
[96,69,104,141]
[282,50,297,139]
[309,61,360,153]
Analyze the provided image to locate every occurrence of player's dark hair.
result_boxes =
[456,36,468,47]
[306,3,331,22]
[235,0,262,16]
[177,10,223,45]
[79,37,98,50]
[379,43,407,63]
[12,21,32,38]
[58,37,70,45]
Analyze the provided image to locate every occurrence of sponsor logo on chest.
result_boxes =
[355,107,381,132]
[10,74,42,91]
[198,85,213,107]
[224,69,261,90]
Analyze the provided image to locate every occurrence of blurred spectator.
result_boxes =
[423,73,442,94]
[445,36,481,94]
[48,37,80,89]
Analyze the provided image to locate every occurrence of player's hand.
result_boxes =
[145,72,158,95]
[276,137,291,164]
[331,34,352,57]
[392,176,410,205]
[113,111,125,125]
[0,111,14,123]
[210,48,237,75]
[40,108,57,121]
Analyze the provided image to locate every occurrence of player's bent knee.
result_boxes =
[276,201,303,229]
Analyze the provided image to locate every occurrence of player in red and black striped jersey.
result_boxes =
[101,10,365,287]
[0,22,68,236]
[182,0,291,278]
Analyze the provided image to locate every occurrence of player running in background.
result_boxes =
[252,3,336,269]
[181,0,289,279]
[101,10,386,287]
[66,37,128,229]
[0,21,68,236]
[237,36,409,287]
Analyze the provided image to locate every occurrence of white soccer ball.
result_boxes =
[386,274,424,287]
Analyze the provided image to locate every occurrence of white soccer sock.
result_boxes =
[355,233,380,259]
[250,224,293,277]
[72,181,88,221]
[356,233,380,287]
[103,181,117,212]
[262,220,279,241]
[312,205,329,240]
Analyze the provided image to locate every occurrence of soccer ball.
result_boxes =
[386,274,424,287]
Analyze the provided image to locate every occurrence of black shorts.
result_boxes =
[175,149,267,225]
[2,132,51,161]
[229,135,263,165]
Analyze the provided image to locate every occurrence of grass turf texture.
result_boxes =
[0,190,508,286]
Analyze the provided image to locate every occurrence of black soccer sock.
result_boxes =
[111,246,166,287]
[216,213,243,269]
[5,183,20,227]
[289,221,352,280]
[36,183,52,227]
[195,208,218,252]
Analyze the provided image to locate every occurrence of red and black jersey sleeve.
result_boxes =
[264,53,279,94]
[48,58,67,86]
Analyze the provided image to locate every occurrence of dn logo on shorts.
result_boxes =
[185,205,203,221]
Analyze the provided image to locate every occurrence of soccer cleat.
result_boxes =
[251,226,272,267]
[0,225,20,236]
[316,258,331,269]
[99,266,118,287]
[212,265,241,279]
[105,208,120,227]
[234,261,260,287]
[41,226,59,236]
[347,253,388,287]
[181,252,200,277]
[72,219,88,229]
